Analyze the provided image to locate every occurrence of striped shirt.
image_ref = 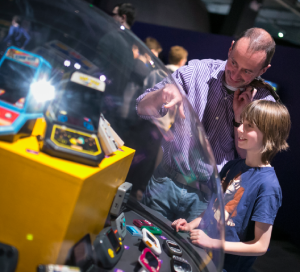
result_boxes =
[136,59,275,176]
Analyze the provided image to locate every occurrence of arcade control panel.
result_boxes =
[62,198,217,272]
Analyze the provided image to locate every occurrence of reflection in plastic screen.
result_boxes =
[0,0,225,270]
[100,75,106,82]
[174,260,192,272]
[145,252,159,269]
[73,242,87,263]
[146,233,156,244]
[121,188,131,211]
[264,80,278,91]
[0,60,35,107]
[53,126,98,153]
[107,229,120,253]
[64,60,71,67]
[169,243,181,250]
[74,63,81,69]
[30,81,55,103]
[54,82,102,129]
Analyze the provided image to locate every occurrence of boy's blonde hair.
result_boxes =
[168,46,188,65]
[241,100,291,164]
[144,37,162,53]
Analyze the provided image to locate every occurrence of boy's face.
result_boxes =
[237,120,264,152]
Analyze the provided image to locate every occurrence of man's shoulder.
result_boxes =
[183,59,225,80]
[187,59,225,69]
[255,89,276,102]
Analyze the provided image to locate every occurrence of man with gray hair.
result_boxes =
[137,28,279,222]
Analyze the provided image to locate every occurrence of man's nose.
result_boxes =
[231,69,241,81]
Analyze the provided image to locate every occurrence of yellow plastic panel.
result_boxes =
[0,136,135,272]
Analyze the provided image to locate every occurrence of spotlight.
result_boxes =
[64,60,71,67]
[74,63,81,69]
[30,81,55,102]
[100,75,106,82]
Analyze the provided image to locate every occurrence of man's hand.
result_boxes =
[190,229,215,248]
[172,218,191,232]
[233,86,257,122]
[162,84,185,119]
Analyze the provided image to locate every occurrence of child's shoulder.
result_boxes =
[222,158,244,171]
[219,159,244,178]
[256,167,281,195]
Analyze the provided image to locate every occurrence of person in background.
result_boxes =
[144,37,162,58]
[166,46,188,73]
[3,15,30,49]
[111,3,136,30]
[142,37,165,89]
[97,3,136,124]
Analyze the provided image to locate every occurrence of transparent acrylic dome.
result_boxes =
[0,0,225,271]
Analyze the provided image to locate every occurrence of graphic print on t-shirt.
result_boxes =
[214,171,245,226]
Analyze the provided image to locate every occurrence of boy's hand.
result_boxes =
[190,229,215,248]
[233,86,257,122]
[172,218,191,232]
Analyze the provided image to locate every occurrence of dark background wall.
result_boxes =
[98,0,210,32]
[131,21,300,247]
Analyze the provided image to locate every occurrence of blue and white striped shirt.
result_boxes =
[137,59,275,174]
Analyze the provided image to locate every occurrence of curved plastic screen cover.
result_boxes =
[0,0,225,271]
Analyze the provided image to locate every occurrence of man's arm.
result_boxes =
[137,83,185,119]
[137,60,196,120]
[190,221,272,256]
[136,87,165,117]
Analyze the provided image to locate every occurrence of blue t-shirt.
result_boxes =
[201,159,282,272]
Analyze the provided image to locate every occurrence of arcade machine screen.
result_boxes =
[42,72,105,166]
[52,81,102,131]
[0,59,35,108]
[0,47,52,141]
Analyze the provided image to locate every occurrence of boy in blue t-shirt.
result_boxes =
[172,100,291,272]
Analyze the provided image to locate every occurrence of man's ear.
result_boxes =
[260,64,271,76]
[228,40,235,58]
[121,14,127,25]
